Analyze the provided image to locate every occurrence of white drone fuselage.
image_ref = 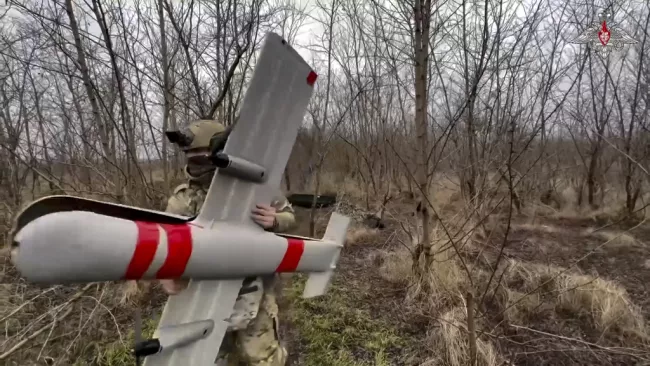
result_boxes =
[13,209,343,285]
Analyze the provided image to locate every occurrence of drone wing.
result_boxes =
[143,32,317,366]
[195,37,315,226]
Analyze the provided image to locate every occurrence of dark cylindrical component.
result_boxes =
[211,152,231,169]
[211,152,267,183]
[135,339,162,357]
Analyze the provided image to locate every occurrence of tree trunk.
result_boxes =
[413,0,433,271]
[64,0,117,192]
[159,0,172,191]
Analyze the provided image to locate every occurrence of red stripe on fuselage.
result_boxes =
[123,221,160,280]
[156,224,193,279]
[275,238,305,272]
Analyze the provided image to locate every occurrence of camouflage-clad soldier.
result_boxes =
[161,119,294,366]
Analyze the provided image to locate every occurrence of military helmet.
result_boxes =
[165,119,231,159]
[166,119,232,183]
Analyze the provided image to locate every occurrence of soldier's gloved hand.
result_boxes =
[251,204,278,229]
[160,279,189,295]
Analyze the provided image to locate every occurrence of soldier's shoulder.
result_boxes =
[172,183,190,195]
[166,184,192,215]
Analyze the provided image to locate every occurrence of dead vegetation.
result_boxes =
[371,184,650,365]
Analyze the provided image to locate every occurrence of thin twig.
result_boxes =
[0,286,60,323]
[467,292,477,366]
[36,312,58,361]
[510,324,650,360]
[0,283,94,359]
[65,287,110,353]
[0,306,73,360]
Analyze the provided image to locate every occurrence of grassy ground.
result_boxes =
[93,318,158,366]
[277,205,428,365]
[282,275,407,366]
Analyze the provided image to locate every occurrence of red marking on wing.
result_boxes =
[307,71,318,86]
[275,238,305,272]
[123,221,159,280]
[156,224,193,279]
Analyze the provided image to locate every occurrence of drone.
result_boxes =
[10,33,350,366]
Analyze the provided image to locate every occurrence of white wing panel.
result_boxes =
[196,32,316,226]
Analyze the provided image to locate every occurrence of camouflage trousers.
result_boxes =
[216,292,287,366]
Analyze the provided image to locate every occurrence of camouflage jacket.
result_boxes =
[166,182,295,232]
[165,181,295,330]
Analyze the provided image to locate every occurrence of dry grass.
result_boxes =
[0,283,12,324]
[514,222,643,251]
[381,224,648,364]
[376,212,505,366]
[119,281,142,306]
[502,259,646,336]
[345,226,381,246]
[430,174,464,213]
[495,287,544,324]
[380,223,471,309]
[378,248,413,286]
[512,223,569,235]
[426,306,503,366]
[420,252,470,308]
[514,222,642,250]
[550,203,635,224]
[558,275,645,335]
[584,230,642,249]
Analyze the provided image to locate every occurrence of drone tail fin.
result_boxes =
[302,212,350,298]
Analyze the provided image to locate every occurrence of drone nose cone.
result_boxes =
[12,211,140,284]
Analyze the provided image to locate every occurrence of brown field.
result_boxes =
[276,187,650,366]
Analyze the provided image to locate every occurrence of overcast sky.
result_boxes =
[290,0,324,62]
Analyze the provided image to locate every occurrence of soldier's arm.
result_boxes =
[269,196,296,233]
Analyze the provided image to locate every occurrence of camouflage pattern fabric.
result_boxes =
[166,182,295,232]
[216,291,288,366]
[165,181,294,366]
